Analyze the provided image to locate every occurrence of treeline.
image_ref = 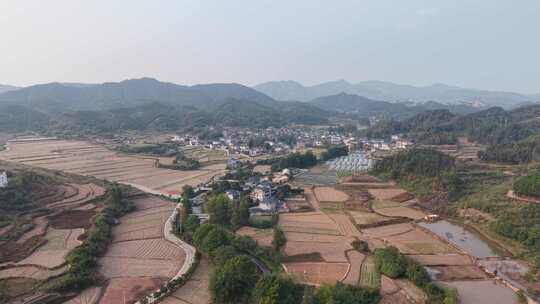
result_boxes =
[158,158,201,171]
[49,185,134,292]
[117,143,178,156]
[373,148,455,179]
[374,247,458,304]
[365,106,540,148]
[513,171,540,198]
[257,150,317,172]
[258,146,348,172]
[479,135,540,164]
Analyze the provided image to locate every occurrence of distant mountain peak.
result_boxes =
[254,79,534,107]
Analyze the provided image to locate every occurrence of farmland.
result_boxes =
[0,163,108,302]
[0,139,226,196]
[235,226,273,247]
[159,258,212,304]
[98,195,186,302]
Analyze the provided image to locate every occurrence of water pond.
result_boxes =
[418,220,502,258]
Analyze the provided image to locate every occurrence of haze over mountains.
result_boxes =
[0,84,18,94]
[254,80,540,108]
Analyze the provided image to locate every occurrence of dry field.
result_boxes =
[284,262,349,285]
[63,286,103,304]
[278,193,367,286]
[342,250,365,285]
[235,226,273,247]
[362,223,414,239]
[373,206,426,220]
[314,187,349,202]
[160,258,212,304]
[98,195,186,303]
[0,265,68,281]
[279,212,341,236]
[348,210,395,227]
[365,223,456,255]
[16,228,84,268]
[430,265,488,281]
[326,213,361,237]
[0,140,226,196]
[407,254,473,266]
[99,277,164,304]
[368,188,409,201]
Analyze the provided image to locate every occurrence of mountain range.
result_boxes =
[0,77,523,134]
[254,80,539,108]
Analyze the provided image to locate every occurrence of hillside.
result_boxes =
[255,80,539,107]
[366,105,540,146]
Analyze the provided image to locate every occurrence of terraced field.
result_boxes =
[0,167,106,302]
[0,139,226,196]
[98,195,186,303]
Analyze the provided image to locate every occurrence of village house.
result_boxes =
[250,181,273,202]
[225,189,241,201]
[0,171,8,188]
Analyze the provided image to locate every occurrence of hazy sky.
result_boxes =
[1,1,539,93]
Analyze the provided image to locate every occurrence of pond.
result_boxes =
[418,220,502,258]
[441,280,519,304]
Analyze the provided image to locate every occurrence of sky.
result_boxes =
[1,0,539,93]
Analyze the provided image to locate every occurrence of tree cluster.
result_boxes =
[320,145,348,161]
[270,151,317,172]
[372,148,455,179]
[513,171,540,198]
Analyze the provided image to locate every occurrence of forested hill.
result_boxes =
[0,78,275,113]
[366,105,540,146]
[310,93,481,120]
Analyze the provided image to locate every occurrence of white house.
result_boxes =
[0,171,8,188]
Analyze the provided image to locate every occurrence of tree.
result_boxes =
[272,228,286,251]
[209,256,260,304]
[406,262,430,287]
[193,223,217,247]
[314,283,380,304]
[200,226,230,254]
[182,214,200,240]
[351,240,369,253]
[232,198,251,229]
[206,194,233,226]
[210,245,238,265]
[374,247,406,278]
[252,274,300,304]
